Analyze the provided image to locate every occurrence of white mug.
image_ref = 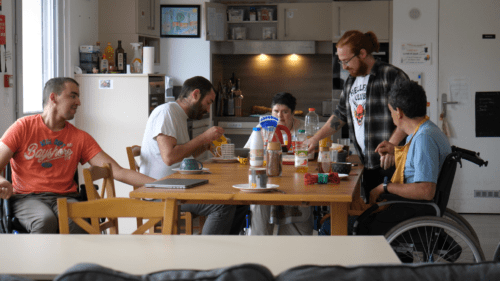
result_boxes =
[216,143,235,159]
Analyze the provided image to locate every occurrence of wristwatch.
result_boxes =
[383,177,389,194]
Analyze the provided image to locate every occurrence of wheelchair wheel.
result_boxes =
[385,216,485,264]
[443,208,480,243]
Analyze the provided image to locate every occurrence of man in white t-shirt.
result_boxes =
[140,76,236,234]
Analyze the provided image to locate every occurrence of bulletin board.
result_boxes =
[475,92,500,137]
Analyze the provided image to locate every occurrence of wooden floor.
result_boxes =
[462,214,500,261]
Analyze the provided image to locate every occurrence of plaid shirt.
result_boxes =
[334,60,409,169]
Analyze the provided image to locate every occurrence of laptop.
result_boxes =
[144,178,208,189]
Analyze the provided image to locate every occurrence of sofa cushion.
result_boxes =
[146,263,274,281]
[275,262,500,281]
[54,263,274,281]
[0,275,35,281]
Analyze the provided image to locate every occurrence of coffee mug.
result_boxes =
[248,167,268,188]
[216,143,235,159]
[180,158,203,171]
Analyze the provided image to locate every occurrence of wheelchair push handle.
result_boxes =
[452,146,488,167]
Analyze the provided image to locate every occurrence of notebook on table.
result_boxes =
[144,178,208,189]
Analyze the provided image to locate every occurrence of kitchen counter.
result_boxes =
[213,115,332,123]
[213,115,335,148]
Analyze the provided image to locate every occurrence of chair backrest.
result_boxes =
[57,197,169,234]
[126,145,141,173]
[434,151,460,215]
[82,163,118,234]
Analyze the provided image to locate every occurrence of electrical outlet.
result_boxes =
[474,190,500,198]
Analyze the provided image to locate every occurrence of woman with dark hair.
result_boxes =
[271,92,304,138]
[249,92,313,236]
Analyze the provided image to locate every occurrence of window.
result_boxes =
[17,0,65,115]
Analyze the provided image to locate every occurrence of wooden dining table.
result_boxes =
[129,156,364,235]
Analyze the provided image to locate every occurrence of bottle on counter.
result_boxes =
[227,90,235,116]
[115,40,126,73]
[305,108,320,160]
[295,129,308,173]
[95,41,101,56]
[249,127,264,167]
[100,54,108,73]
[104,42,115,69]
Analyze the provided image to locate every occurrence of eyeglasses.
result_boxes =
[338,54,358,67]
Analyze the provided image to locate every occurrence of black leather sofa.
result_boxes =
[1,262,500,281]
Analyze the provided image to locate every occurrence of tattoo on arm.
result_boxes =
[330,116,342,131]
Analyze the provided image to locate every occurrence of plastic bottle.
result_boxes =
[295,129,308,172]
[305,108,320,160]
[100,54,108,73]
[104,42,115,68]
[130,43,143,73]
[249,127,264,167]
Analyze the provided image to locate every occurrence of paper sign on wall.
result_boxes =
[400,43,431,65]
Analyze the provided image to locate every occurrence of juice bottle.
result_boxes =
[294,129,309,173]
[305,108,319,160]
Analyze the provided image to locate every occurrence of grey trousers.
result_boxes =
[180,203,236,235]
[10,193,87,234]
[250,205,313,235]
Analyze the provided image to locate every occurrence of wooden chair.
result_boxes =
[82,163,119,234]
[57,197,170,234]
[126,146,204,235]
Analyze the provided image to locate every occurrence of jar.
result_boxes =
[317,147,331,173]
[266,142,282,177]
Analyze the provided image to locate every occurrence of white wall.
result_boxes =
[392,0,439,122]
[157,0,211,86]
[0,0,16,136]
[66,0,99,78]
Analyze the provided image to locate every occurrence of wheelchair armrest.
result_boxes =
[378,193,434,205]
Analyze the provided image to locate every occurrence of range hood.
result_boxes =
[213,41,317,55]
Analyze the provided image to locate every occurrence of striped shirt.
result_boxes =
[334,60,409,169]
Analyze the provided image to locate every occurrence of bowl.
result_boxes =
[331,162,352,175]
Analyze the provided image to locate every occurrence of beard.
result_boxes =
[350,59,369,77]
[187,100,205,120]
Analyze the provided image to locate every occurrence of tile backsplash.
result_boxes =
[212,54,333,116]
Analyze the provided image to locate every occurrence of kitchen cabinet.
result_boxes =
[277,3,332,41]
[99,0,160,63]
[206,3,278,41]
[332,1,390,42]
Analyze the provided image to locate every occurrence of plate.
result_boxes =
[172,168,209,175]
[212,157,239,163]
[233,184,279,192]
[338,173,349,178]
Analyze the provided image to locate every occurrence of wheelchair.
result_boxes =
[353,146,488,264]
[0,163,91,234]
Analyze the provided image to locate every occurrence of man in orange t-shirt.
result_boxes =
[0,77,155,233]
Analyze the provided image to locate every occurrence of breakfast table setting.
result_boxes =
[130,148,363,235]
